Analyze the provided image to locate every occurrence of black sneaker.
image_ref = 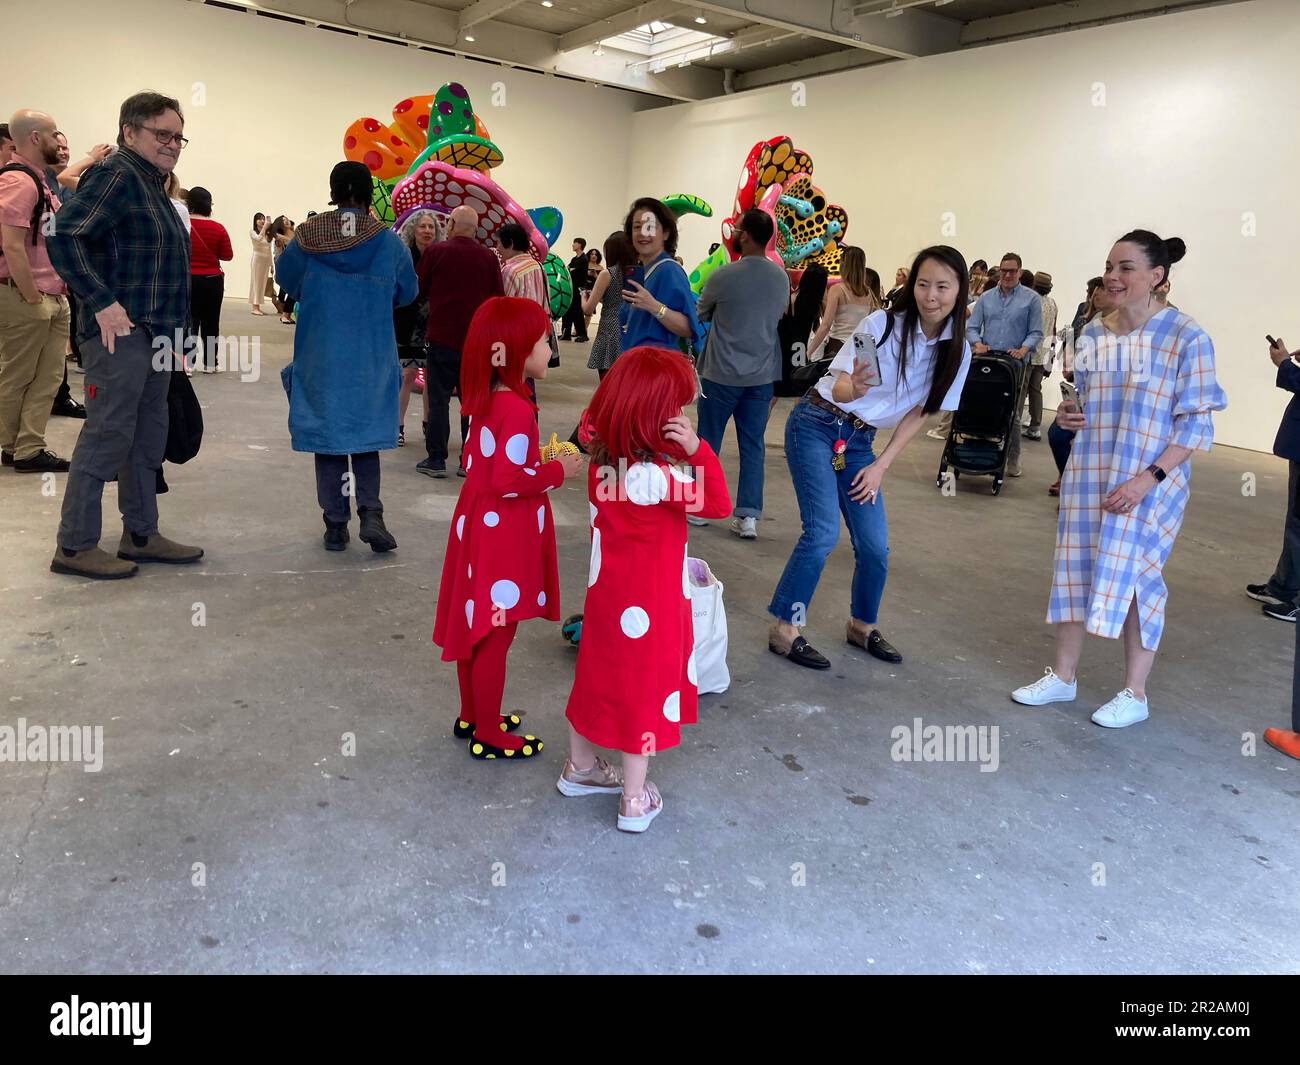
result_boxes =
[13,449,70,473]
[357,507,397,553]
[1247,582,1292,607]
[1263,601,1298,623]
[1,450,12,467]
[1023,427,1042,441]
[416,458,446,478]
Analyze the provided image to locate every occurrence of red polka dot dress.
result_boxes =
[433,389,563,661]
[565,441,732,754]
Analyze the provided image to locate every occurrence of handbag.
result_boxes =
[687,557,730,694]
[164,369,204,464]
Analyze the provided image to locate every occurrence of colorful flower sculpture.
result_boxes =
[719,135,849,275]
[344,82,567,311]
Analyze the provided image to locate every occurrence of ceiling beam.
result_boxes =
[960,0,1243,45]
[458,0,529,33]
[691,0,962,60]
[636,25,797,72]
[236,0,724,100]
[557,0,684,53]
[731,44,886,92]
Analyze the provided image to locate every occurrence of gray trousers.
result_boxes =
[57,328,169,551]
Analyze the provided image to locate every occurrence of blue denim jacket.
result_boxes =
[966,284,1043,353]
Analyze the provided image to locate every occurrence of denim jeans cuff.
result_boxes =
[734,507,762,519]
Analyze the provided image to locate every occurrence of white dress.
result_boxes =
[249,229,273,305]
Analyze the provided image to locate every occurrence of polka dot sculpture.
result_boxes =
[719,134,849,275]
[538,432,580,464]
[345,80,561,264]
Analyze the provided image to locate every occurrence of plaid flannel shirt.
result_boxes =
[46,146,190,343]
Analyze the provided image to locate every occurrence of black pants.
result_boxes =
[561,295,587,340]
[425,344,467,465]
[1293,619,1300,732]
[190,274,225,369]
[68,290,81,366]
[53,363,71,409]
[314,452,380,523]
[1269,460,1300,602]
[278,287,295,318]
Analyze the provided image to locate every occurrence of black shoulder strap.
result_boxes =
[0,162,48,245]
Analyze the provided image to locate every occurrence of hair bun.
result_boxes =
[1164,237,1187,264]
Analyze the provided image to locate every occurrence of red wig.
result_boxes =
[583,345,699,465]
[460,296,550,417]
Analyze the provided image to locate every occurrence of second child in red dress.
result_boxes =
[557,346,732,832]
[433,296,585,759]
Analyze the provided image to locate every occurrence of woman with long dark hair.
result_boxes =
[1012,230,1226,728]
[767,245,972,669]
[774,263,829,401]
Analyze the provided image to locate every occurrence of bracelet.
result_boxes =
[655,303,668,320]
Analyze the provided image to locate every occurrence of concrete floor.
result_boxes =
[1,303,1296,974]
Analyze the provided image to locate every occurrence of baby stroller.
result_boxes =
[935,351,1024,496]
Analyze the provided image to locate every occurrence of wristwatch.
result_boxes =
[655,303,668,320]
[1145,463,1166,483]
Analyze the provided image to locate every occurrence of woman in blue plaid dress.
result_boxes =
[1012,231,1226,728]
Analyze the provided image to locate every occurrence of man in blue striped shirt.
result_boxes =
[965,252,1043,477]
[46,91,202,580]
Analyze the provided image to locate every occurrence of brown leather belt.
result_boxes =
[805,390,875,432]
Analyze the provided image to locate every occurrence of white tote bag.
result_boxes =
[687,557,730,695]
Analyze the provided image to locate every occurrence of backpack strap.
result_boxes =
[0,162,49,245]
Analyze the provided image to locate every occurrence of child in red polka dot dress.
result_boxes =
[557,346,733,832]
[433,297,585,759]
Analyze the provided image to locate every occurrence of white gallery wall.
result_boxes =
[3,0,647,309]
[5,0,1295,451]
[628,0,1298,454]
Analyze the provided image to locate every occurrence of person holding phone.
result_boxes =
[1012,230,1227,728]
[617,197,703,355]
[766,246,972,669]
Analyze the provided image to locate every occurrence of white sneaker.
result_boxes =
[1090,688,1149,728]
[1011,667,1077,706]
[730,516,757,539]
[686,515,709,527]
[925,427,948,441]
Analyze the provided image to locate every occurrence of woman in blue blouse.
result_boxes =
[618,197,703,353]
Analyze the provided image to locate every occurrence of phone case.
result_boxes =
[852,332,883,388]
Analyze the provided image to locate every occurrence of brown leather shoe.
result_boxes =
[117,531,204,564]
[50,545,138,580]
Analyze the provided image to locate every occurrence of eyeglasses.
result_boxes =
[140,126,189,147]
[998,267,1019,275]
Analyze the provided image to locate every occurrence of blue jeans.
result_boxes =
[1047,420,1075,476]
[697,378,773,518]
[768,398,889,626]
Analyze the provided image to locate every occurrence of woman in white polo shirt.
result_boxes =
[767,245,973,669]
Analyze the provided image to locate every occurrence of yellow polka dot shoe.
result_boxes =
[467,732,544,760]
[453,714,523,740]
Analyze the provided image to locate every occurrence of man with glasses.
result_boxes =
[46,91,202,579]
[965,252,1043,478]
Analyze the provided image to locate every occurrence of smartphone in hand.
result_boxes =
[851,331,882,387]
[1060,379,1080,409]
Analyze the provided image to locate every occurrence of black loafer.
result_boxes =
[866,630,902,663]
[51,397,87,419]
[770,635,831,670]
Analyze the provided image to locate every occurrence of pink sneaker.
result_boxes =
[556,757,623,797]
[617,782,663,833]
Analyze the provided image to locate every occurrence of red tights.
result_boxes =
[456,622,523,749]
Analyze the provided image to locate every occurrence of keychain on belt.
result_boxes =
[832,435,847,472]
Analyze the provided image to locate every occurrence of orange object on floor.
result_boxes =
[1264,727,1300,760]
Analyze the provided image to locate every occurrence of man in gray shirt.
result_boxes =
[696,208,789,540]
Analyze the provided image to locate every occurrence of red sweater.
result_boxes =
[417,236,504,350]
[189,217,233,276]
